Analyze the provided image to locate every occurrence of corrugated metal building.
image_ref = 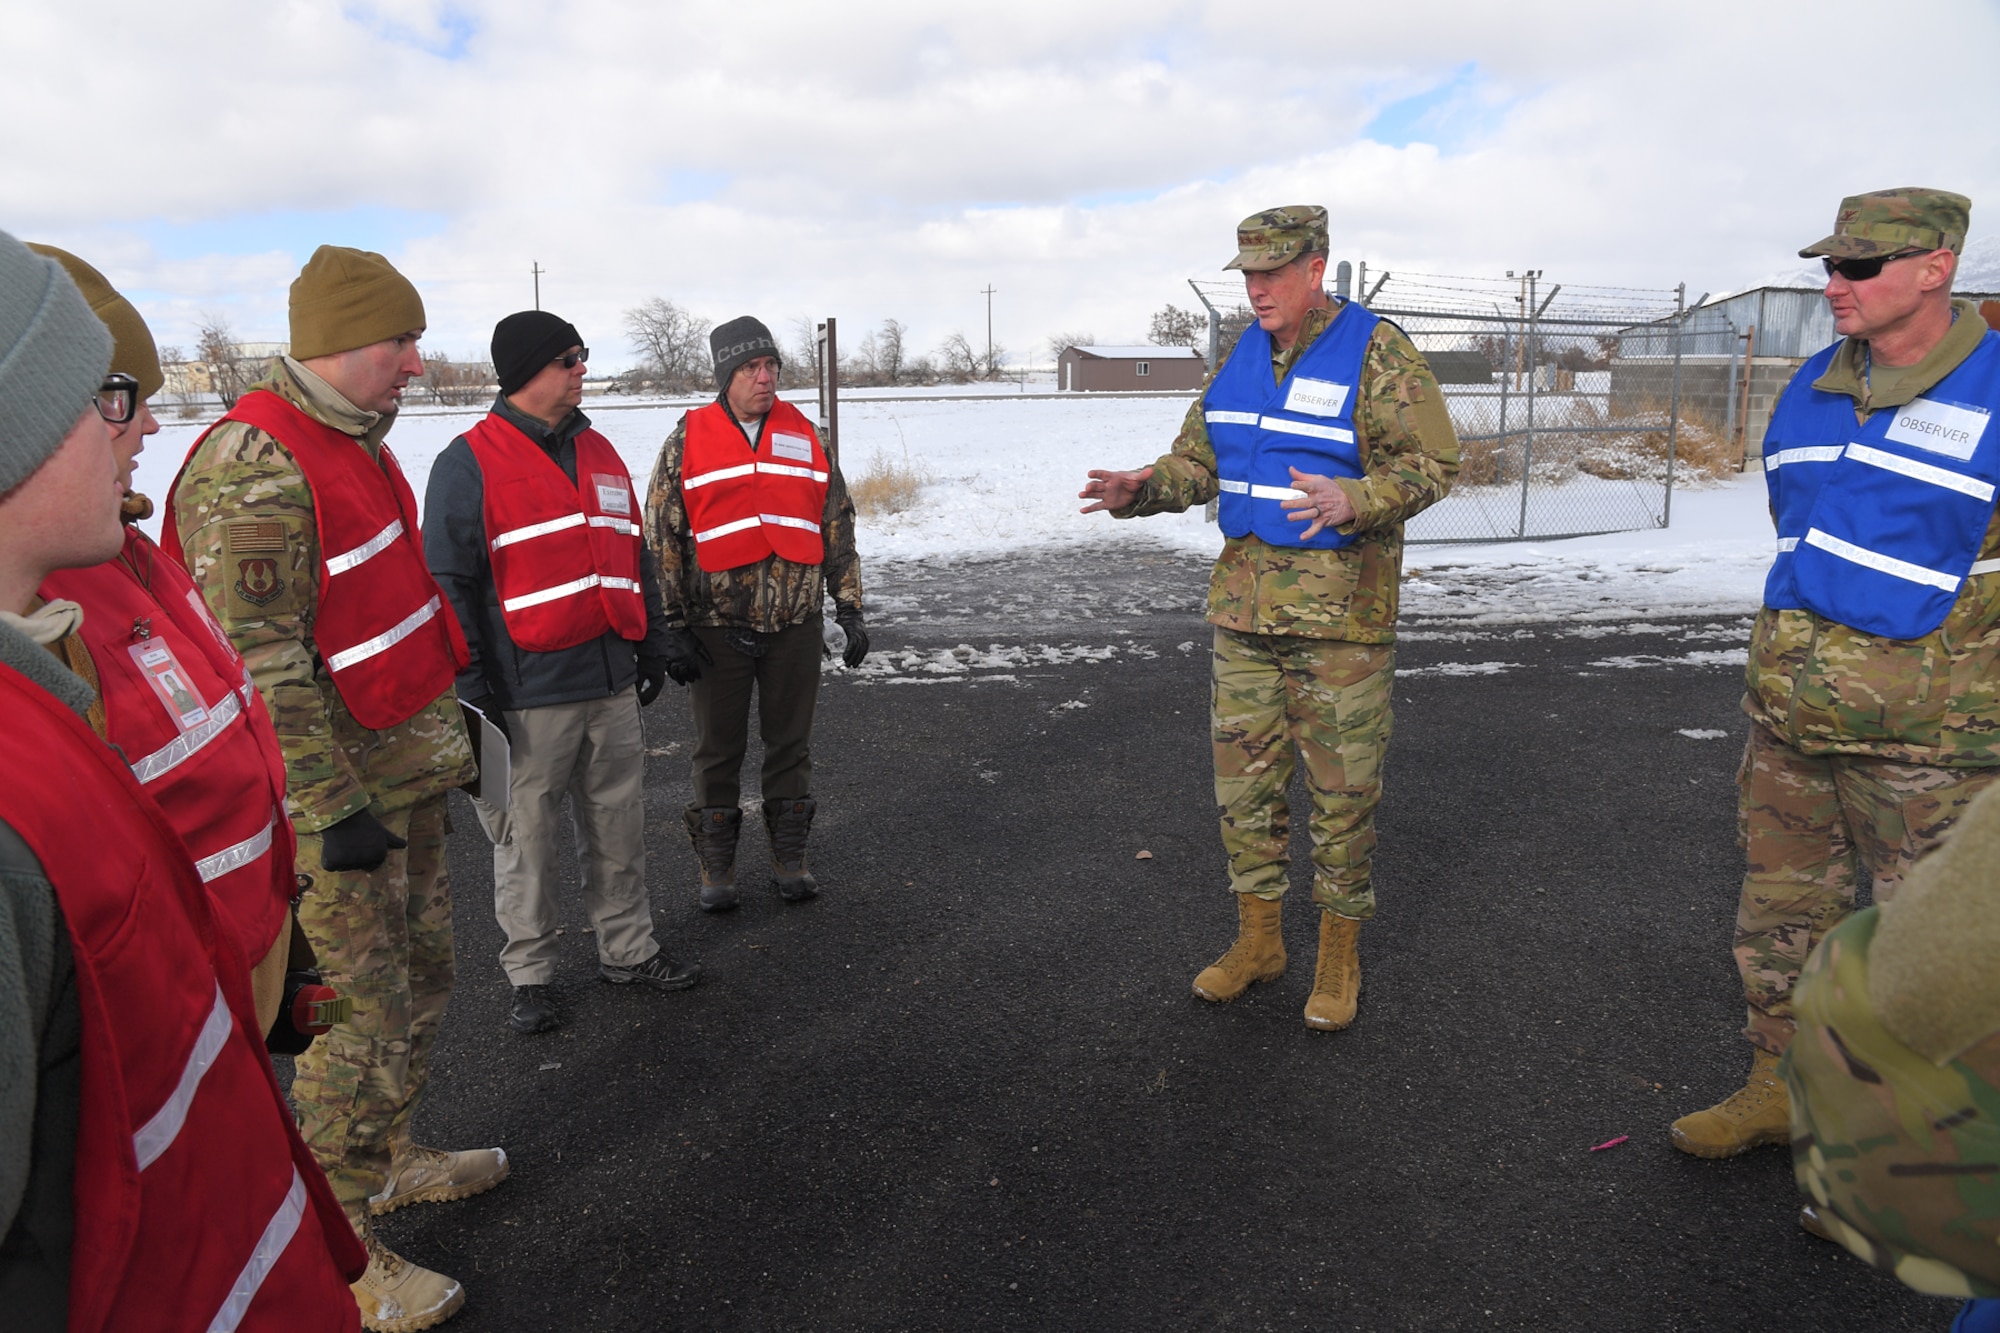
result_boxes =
[1057,345,1206,392]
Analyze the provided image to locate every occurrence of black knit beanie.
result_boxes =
[710,315,780,392]
[492,310,584,396]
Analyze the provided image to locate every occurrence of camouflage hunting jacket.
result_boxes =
[169,357,476,832]
[1745,303,2000,765]
[642,400,864,632]
[1114,302,1460,644]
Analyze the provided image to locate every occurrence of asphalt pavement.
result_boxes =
[351,545,1947,1332]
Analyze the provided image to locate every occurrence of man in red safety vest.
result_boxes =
[424,310,700,1036]
[0,225,365,1333]
[642,315,869,911]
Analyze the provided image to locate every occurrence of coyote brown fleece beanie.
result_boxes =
[0,227,112,495]
[288,245,426,360]
[27,244,164,401]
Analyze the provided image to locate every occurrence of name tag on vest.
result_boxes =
[592,475,631,516]
[770,432,815,463]
[128,641,211,731]
[1283,377,1351,418]
[1884,396,1989,462]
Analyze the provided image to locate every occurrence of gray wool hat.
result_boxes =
[0,228,111,496]
[710,315,780,392]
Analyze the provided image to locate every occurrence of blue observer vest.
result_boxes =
[1204,303,1379,550]
[1762,327,2000,640]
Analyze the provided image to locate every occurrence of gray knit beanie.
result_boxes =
[0,228,111,495]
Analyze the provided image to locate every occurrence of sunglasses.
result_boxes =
[94,372,139,425]
[555,347,589,369]
[1821,250,1931,282]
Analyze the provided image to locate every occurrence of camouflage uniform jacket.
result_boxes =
[641,398,864,632]
[1745,301,2000,766]
[1113,302,1460,644]
[169,357,476,833]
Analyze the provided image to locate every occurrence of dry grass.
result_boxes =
[850,450,930,516]
[1454,396,1741,489]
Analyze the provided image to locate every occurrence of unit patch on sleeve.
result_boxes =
[224,520,295,616]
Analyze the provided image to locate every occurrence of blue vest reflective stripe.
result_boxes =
[1763,328,2000,640]
[1203,303,1378,550]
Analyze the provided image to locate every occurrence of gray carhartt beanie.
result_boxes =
[0,227,112,495]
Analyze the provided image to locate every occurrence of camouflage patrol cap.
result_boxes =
[1799,187,1971,260]
[1224,205,1330,272]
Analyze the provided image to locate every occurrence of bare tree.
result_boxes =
[874,318,906,385]
[624,297,713,393]
[787,315,822,391]
[195,316,255,410]
[1219,303,1257,347]
[937,331,979,383]
[1148,304,1202,347]
[417,353,493,407]
[1044,330,1096,365]
[978,338,1007,381]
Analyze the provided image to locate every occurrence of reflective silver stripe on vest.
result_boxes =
[1972,558,2000,576]
[600,576,640,593]
[324,520,405,575]
[205,1168,308,1333]
[1844,442,1998,502]
[1764,446,1844,470]
[1258,415,1355,444]
[491,512,585,551]
[587,515,642,537]
[1776,536,1799,552]
[504,573,601,611]
[194,812,277,884]
[683,463,757,491]
[760,513,821,534]
[133,983,232,1170]
[325,596,442,672]
[1802,528,1960,591]
[1217,478,1306,500]
[131,688,244,785]
[755,462,830,482]
[694,515,762,543]
[1205,410,1260,427]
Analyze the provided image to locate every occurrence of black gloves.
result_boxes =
[319,808,406,873]
[835,607,869,669]
[662,625,712,685]
[636,655,669,706]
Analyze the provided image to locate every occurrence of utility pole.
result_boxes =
[980,284,997,376]
[531,262,545,311]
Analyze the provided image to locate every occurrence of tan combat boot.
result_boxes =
[1669,1047,1791,1158]
[352,1226,466,1332]
[1303,911,1362,1031]
[1192,893,1286,1002]
[369,1141,510,1216]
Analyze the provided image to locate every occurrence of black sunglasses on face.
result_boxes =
[556,348,589,369]
[1821,250,1931,282]
[94,373,139,425]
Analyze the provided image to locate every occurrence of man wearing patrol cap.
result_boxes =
[1081,205,1459,1032]
[1669,188,2000,1165]
[167,247,500,1329]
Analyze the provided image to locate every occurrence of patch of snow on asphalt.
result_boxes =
[1677,729,1731,740]
[1587,650,1749,670]
[1399,661,1524,678]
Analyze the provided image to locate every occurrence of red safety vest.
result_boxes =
[680,399,830,572]
[462,414,648,651]
[0,660,364,1333]
[40,528,294,966]
[164,390,469,730]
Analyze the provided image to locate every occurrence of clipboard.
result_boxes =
[457,701,512,809]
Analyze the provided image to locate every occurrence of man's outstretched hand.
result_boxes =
[1079,466,1154,514]
[1278,467,1357,540]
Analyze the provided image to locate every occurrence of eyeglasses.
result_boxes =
[555,348,589,369]
[1821,250,1931,283]
[94,373,139,425]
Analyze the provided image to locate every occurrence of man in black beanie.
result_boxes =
[424,311,698,1036]
[642,315,867,912]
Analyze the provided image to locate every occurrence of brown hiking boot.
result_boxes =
[1192,893,1286,1002]
[369,1141,509,1215]
[352,1227,465,1332]
[1670,1047,1791,1158]
[1303,911,1362,1031]
[685,804,742,912]
[763,797,819,902]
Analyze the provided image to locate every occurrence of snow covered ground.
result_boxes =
[128,388,1776,626]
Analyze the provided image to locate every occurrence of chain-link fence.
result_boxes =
[1191,271,1719,543]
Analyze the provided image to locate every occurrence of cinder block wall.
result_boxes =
[1610,357,1805,462]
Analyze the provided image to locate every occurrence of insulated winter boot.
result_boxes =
[764,796,819,902]
[352,1226,465,1332]
[685,804,743,912]
[369,1138,510,1215]
[1191,892,1286,1002]
[1669,1046,1791,1158]
[1303,911,1362,1031]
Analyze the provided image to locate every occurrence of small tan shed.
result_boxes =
[1057,345,1206,392]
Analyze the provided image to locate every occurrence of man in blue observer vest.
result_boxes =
[1669,188,2000,1165]
[1080,205,1460,1031]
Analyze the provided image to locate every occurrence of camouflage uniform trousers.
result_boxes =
[1734,720,2000,1055]
[1211,627,1393,918]
[290,795,455,1230]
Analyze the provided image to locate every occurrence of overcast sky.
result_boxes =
[9,0,1997,371]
